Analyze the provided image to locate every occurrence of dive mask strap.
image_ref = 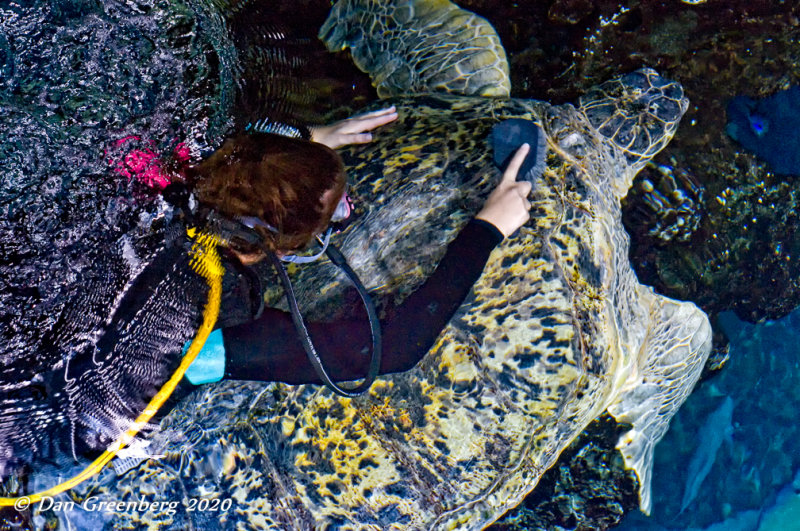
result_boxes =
[279,227,333,264]
[238,216,334,264]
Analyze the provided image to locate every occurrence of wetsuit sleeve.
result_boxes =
[222,218,504,384]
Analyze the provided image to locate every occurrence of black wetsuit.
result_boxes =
[218,218,503,385]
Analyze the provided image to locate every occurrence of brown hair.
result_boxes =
[187,133,346,254]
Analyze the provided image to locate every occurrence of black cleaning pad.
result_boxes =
[491,118,547,183]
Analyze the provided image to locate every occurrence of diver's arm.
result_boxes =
[222,144,530,384]
[222,218,503,383]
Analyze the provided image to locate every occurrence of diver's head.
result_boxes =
[187,132,347,261]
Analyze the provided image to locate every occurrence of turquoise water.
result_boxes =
[618,308,800,530]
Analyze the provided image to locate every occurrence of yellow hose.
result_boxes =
[0,228,225,507]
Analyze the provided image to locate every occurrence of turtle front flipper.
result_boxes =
[607,292,712,515]
[319,0,510,97]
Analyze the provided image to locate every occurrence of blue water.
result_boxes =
[618,308,800,531]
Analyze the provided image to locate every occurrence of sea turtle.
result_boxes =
[45,0,711,528]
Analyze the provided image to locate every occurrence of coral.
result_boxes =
[625,160,705,243]
[624,150,800,322]
[490,415,639,531]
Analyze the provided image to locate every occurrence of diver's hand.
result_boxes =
[310,106,398,149]
[476,144,533,238]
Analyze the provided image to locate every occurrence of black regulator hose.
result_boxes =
[266,243,382,397]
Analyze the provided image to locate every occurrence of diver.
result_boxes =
[0,106,536,503]
[169,106,534,395]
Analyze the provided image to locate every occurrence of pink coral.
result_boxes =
[109,136,188,190]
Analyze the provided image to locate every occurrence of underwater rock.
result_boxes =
[547,0,594,25]
[625,158,800,324]
[490,415,639,531]
[727,86,800,176]
[625,161,705,243]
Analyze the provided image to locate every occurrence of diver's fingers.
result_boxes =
[502,143,530,183]
[356,106,397,119]
[342,132,375,145]
[516,180,533,198]
[341,109,398,133]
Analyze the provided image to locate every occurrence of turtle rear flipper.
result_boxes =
[319,0,510,97]
[608,293,712,515]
